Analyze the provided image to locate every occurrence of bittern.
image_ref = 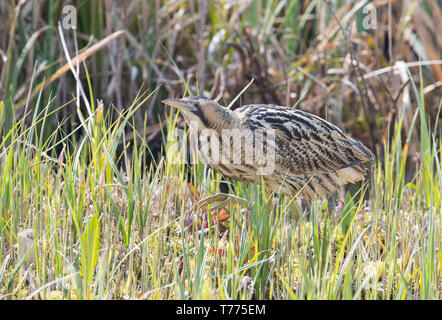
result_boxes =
[162,96,374,200]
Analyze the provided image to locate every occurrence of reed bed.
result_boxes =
[0,0,440,299]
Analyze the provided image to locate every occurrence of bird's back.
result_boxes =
[231,104,374,199]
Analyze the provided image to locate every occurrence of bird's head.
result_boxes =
[162,96,237,130]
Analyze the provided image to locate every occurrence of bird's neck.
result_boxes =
[196,106,240,131]
[217,107,241,129]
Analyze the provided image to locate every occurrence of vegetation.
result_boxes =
[0,0,440,299]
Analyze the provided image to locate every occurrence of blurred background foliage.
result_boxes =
[0,0,441,168]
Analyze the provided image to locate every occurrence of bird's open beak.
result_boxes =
[162,98,194,112]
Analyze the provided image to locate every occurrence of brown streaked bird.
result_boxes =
[162,96,374,200]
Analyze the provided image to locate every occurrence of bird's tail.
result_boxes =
[282,163,369,200]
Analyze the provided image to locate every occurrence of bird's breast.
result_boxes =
[189,126,276,177]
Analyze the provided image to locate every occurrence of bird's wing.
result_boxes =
[269,168,368,200]
[235,104,374,176]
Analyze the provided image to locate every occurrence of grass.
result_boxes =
[0,0,441,300]
[0,65,440,299]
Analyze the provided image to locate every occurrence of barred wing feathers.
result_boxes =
[234,104,374,199]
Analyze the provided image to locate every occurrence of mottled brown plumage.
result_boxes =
[163,97,374,200]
